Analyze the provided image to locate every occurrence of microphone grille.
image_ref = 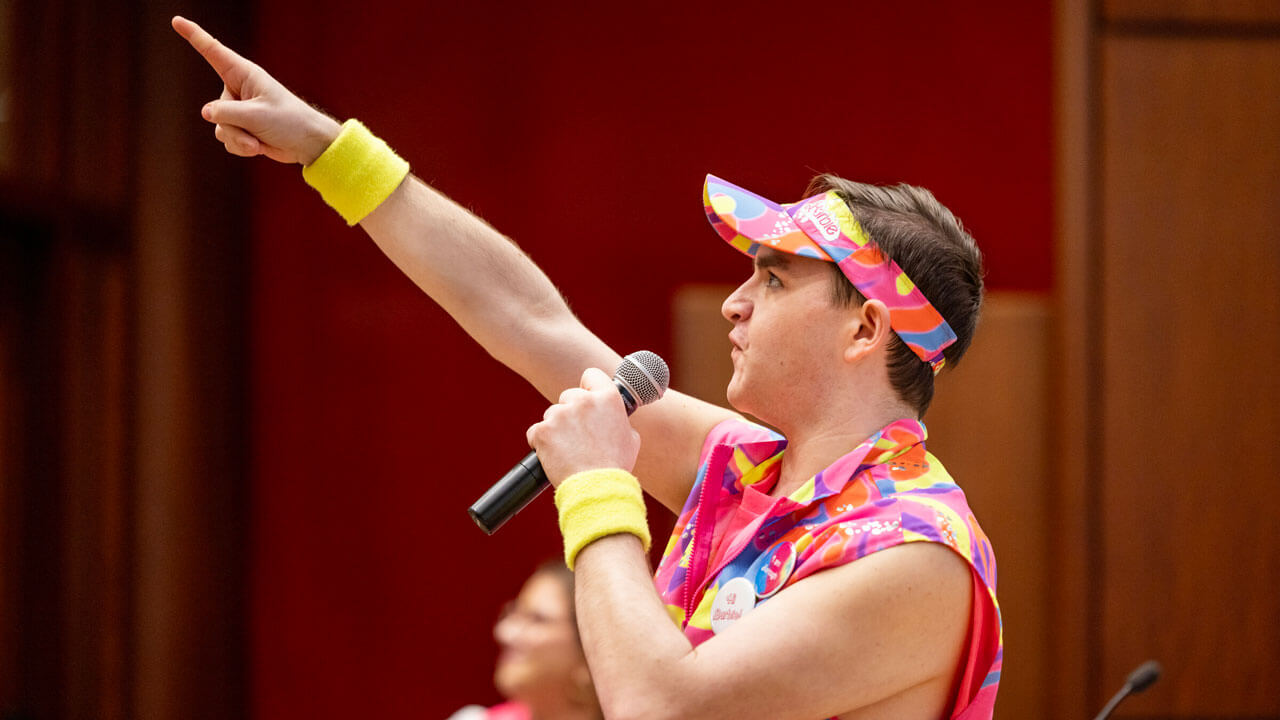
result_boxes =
[616,351,670,407]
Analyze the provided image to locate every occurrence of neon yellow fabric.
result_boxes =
[302,119,410,225]
[554,468,651,570]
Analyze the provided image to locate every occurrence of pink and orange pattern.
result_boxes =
[653,418,1001,719]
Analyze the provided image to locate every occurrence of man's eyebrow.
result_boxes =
[754,252,791,270]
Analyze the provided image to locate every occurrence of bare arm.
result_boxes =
[171,16,735,510]
[575,537,972,720]
[529,370,974,720]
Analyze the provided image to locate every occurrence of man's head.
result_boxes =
[808,174,983,415]
[705,173,984,418]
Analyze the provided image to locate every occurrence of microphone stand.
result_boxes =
[1093,660,1162,720]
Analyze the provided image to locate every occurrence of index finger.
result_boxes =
[171,16,250,89]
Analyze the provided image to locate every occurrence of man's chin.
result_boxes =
[724,381,751,415]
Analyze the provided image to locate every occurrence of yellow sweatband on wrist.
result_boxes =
[301,119,410,226]
[554,468,651,571]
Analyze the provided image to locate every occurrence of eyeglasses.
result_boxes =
[496,600,571,629]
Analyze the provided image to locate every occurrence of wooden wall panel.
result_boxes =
[1099,35,1280,716]
[1103,0,1280,25]
[55,237,132,720]
[131,4,252,718]
[0,1,251,718]
[63,0,131,209]
[672,285,735,408]
[673,288,1052,719]
[0,0,12,174]
[1050,0,1095,716]
[0,221,26,716]
[917,294,1052,720]
[0,201,131,720]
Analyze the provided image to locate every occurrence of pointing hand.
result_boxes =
[172,16,341,165]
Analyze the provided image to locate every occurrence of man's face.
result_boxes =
[720,247,854,425]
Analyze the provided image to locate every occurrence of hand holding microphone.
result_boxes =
[468,351,669,534]
[528,368,643,483]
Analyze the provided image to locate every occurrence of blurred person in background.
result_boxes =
[450,562,602,720]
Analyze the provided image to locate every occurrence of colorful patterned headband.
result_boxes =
[703,174,957,374]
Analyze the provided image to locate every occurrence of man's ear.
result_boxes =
[843,299,894,364]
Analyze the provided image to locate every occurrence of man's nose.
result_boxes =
[721,281,753,323]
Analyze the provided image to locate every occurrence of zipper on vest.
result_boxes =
[682,444,730,625]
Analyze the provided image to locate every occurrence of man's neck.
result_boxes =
[770,402,917,499]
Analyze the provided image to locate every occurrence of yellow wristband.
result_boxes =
[554,468,651,571]
[301,119,410,226]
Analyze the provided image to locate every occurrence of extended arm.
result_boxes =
[171,16,735,510]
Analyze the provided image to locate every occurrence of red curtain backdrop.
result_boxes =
[244,3,1052,717]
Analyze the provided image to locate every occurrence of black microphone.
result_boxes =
[467,351,670,534]
[1092,660,1161,720]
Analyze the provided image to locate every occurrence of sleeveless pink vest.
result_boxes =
[652,418,1001,718]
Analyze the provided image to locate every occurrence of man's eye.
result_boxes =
[765,272,782,288]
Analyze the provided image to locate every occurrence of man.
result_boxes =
[173,16,1000,719]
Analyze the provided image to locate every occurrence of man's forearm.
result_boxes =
[572,534,696,720]
[358,175,620,401]
[176,15,620,404]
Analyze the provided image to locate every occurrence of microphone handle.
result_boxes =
[468,450,548,535]
[468,379,640,535]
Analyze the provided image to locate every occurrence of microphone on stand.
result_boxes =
[467,351,670,535]
[1092,660,1161,720]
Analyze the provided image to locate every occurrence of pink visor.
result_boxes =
[703,174,956,374]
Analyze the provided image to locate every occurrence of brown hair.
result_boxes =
[806,175,984,417]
